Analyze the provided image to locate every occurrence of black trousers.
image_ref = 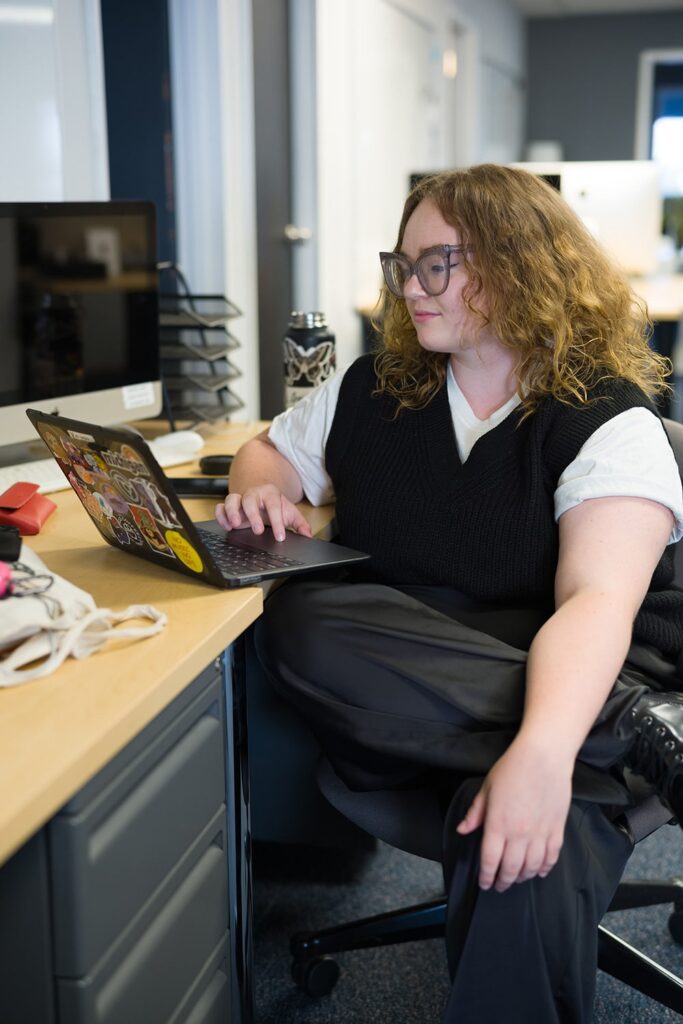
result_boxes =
[254,579,665,1023]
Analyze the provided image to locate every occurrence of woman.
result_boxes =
[216,164,683,1023]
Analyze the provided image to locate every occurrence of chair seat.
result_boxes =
[317,758,443,862]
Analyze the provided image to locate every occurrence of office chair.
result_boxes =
[290,417,683,1013]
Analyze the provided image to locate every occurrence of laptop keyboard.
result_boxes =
[198,528,305,575]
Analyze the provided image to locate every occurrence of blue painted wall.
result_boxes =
[526,11,683,160]
[100,0,176,263]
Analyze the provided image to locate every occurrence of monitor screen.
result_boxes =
[0,200,161,451]
[511,160,663,277]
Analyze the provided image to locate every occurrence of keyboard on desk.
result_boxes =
[0,458,68,495]
[197,526,305,575]
[0,446,199,495]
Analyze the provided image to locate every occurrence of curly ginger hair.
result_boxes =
[374,163,670,416]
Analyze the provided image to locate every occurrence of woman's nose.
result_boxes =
[402,271,426,299]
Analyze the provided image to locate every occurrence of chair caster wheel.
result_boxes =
[291,955,340,996]
[668,911,683,946]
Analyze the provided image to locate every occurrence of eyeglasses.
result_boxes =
[379,245,469,298]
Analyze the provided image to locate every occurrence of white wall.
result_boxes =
[0,0,109,200]
[168,0,260,422]
[315,0,526,371]
[453,0,526,163]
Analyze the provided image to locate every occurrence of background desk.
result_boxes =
[0,421,333,1024]
[629,273,683,419]
[358,273,683,363]
[629,272,683,323]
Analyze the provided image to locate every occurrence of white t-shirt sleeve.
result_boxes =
[266,370,345,505]
[554,407,683,544]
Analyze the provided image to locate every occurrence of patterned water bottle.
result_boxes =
[282,311,336,409]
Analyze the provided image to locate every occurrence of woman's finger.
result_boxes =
[263,493,287,541]
[478,828,505,891]
[240,491,266,534]
[216,495,246,531]
[493,839,526,892]
[285,502,313,537]
[456,789,486,835]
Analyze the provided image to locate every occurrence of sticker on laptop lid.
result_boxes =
[95,481,129,515]
[66,429,96,443]
[130,505,175,557]
[84,451,107,473]
[165,531,203,572]
[110,515,131,545]
[103,445,150,476]
[40,427,66,457]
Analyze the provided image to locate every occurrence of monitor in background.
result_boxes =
[410,163,662,277]
[0,201,161,458]
[512,160,663,277]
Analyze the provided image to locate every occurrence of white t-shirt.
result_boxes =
[268,363,683,545]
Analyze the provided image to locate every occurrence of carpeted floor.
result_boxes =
[253,822,683,1023]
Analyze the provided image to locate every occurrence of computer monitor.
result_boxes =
[511,160,663,276]
[0,200,161,454]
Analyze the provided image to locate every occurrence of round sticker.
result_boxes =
[120,444,147,469]
[84,451,107,472]
[94,491,114,518]
[41,427,66,460]
[165,530,204,572]
[74,463,97,485]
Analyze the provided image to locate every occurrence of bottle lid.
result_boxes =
[289,311,327,329]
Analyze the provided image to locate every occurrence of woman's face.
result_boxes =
[400,198,499,355]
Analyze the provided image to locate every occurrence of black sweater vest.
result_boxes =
[325,355,683,656]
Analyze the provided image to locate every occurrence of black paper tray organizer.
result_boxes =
[159,293,242,328]
[158,291,245,428]
[160,336,240,362]
[169,395,244,424]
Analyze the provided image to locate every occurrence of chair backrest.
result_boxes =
[663,416,683,470]
[663,417,683,585]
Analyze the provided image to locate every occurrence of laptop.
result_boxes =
[26,409,370,587]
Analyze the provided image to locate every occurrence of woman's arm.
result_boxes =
[215,430,312,541]
[215,372,344,541]
[457,494,674,891]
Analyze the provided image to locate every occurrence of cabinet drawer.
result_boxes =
[56,840,229,1024]
[60,664,222,816]
[181,968,230,1024]
[51,679,226,976]
[168,936,231,1024]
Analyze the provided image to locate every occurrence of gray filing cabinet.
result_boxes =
[0,655,244,1024]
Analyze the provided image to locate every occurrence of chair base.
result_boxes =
[290,886,683,1008]
[290,898,446,996]
[598,924,683,1012]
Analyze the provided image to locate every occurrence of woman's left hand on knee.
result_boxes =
[455,738,572,893]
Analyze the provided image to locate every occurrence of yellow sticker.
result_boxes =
[165,530,203,572]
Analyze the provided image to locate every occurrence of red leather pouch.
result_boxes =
[0,482,57,536]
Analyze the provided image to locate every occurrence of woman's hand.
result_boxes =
[215,484,312,542]
[213,431,312,541]
[456,738,572,892]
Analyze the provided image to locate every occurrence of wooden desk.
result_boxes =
[0,420,333,1024]
[0,421,269,867]
[629,273,683,323]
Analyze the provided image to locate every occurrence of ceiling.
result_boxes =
[516,0,683,15]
